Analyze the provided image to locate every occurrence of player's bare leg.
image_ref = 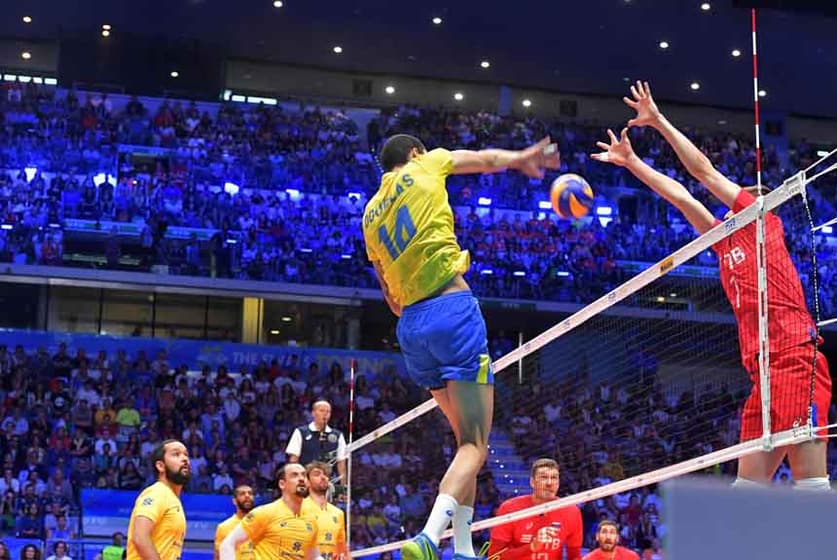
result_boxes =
[402,381,492,560]
[787,440,830,490]
[736,448,787,484]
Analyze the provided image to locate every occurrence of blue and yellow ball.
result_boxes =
[550,173,594,219]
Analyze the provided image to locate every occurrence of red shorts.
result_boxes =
[740,344,832,441]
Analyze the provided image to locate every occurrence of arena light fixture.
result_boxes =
[333,46,343,54]
[700,3,711,11]
[758,89,766,97]
[385,85,395,95]
[480,60,490,69]
[522,99,532,108]
[432,16,442,25]
[170,71,179,78]
[658,41,669,50]
[731,49,742,57]
[281,316,293,322]
[269,329,280,335]
[690,81,701,91]
[453,92,464,101]
[101,30,110,37]
[21,51,31,60]
[22,16,32,23]
[273,1,283,7]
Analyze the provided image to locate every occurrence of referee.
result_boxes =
[285,400,347,485]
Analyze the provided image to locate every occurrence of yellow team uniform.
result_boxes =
[303,497,346,560]
[126,481,186,560]
[214,514,255,560]
[239,499,318,560]
[362,148,469,307]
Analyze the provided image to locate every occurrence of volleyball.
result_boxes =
[550,173,594,219]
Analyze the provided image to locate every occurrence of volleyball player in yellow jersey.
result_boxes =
[363,134,560,560]
[219,464,319,560]
[127,440,191,560]
[214,485,256,560]
[304,462,348,560]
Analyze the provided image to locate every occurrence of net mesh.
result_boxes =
[347,172,831,555]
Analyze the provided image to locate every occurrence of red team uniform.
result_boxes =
[582,546,639,560]
[488,495,583,560]
[712,189,831,440]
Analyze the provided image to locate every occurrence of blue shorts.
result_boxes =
[396,290,494,390]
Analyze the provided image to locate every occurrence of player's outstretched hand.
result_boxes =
[591,128,637,167]
[516,137,560,179]
[624,81,662,128]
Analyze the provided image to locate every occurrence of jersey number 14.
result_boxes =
[379,206,417,260]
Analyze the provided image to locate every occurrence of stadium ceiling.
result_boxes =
[4,0,837,118]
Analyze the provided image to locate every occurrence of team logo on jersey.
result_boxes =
[327,434,338,443]
[292,542,302,552]
[245,513,255,521]
[332,516,337,524]
[325,532,333,542]
[142,498,153,506]
[305,522,313,532]
[525,522,533,530]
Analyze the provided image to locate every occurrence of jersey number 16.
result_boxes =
[379,206,417,260]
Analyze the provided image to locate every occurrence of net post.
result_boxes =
[517,331,524,384]
[755,194,772,451]
[346,357,357,551]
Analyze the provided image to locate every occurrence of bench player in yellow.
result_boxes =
[219,464,319,560]
[214,485,256,560]
[127,440,191,560]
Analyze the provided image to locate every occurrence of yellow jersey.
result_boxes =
[303,497,346,560]
[363,148,470,307]
[239,499,318,560]
[214,514,255,560]
[126,481,186,560]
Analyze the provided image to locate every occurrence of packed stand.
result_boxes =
[0,84,835,313]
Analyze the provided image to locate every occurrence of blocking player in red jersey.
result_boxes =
[488,458,583,560]
[592,81,831,491]
[582,521,639,560]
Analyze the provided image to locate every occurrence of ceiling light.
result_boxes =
[690,81,701,91]
[273,0,283,7]
[432,16,442,25]
[22,16,32,24]
[454,92,464,101]
[333,46,343,54]
[758,89,766,97]
[480,60,490,69]
[102,24,111,30]
[659,41,669,50]
[384,85,395,95]
[522,99,532,108]
[21,52,31,60]
[170,71,179,78]
[280,316,293,322]
[101,30,110,37]
[731,49,742,57]
[269,329,280,335]
[700,3,711,11]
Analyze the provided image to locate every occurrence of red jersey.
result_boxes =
[582,546,639,560]
[712,189,817,372]
[488,495,583,560]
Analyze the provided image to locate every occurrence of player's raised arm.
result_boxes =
[450,137,560,178]
[624,81,742,208]
[592,128,716,234]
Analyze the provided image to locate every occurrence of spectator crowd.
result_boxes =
[0,82,834,314]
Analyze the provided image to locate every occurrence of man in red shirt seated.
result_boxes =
[488,458,583,560]
[583,520,638,560]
